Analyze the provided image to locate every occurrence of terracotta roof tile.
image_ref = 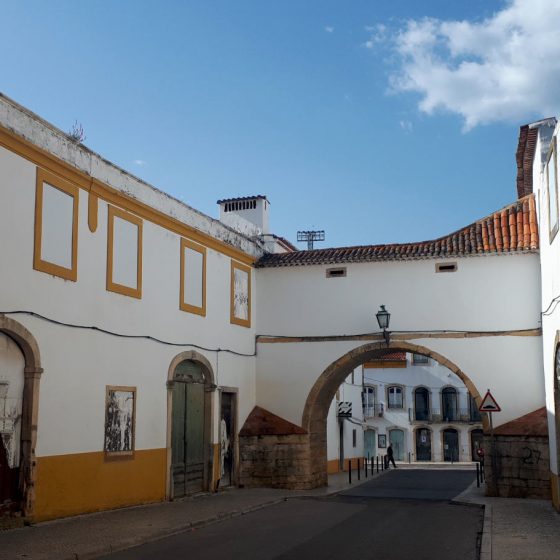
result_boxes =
[257,195,538,268]
[493,407,548,437]
[239,406,307,436]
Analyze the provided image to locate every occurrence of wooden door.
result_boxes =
[415,428,432,461]
[389,429,404,461]
[219,392,235,487]
[364,429,376,460]
[171,360,205,498]
[443,429,459,462]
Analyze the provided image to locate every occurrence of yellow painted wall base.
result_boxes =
[327,459,340,474]
[551,471,560,511]
[34,449,167,521]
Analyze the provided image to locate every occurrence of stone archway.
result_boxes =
[0,315,42,518]
[165,350,216,499]
[301,340,485,488]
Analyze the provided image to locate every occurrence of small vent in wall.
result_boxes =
[436,262,458,273]
[326,267,347,278]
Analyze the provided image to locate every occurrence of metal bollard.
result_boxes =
[476,462,480,488]
[357,458,361,480]
[365,457,368,478]
[348,459,352,484]
[376,456,379,473]
[371,456,374,475]
[408,452,411,464]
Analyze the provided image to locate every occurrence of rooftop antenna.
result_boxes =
[297,230,325,250]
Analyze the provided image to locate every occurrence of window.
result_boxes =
[33,168,79,281]
[387,386,403,409]
[469,394,482,422]
[412,353,429,365]
[107,206,143,298]
[414,387,430,421]
[362,386,375,417]
[442,387,458,421]
[547,136,558,242]
[326,267,346,278]
[230,260,251,327]
[436,262,457,273]
[180,238,206,316]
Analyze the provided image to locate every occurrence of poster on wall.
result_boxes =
[378,434,386,448]
[104,386,136,455]
[231,262,251,326]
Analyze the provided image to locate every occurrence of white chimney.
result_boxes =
[217,196,270,236]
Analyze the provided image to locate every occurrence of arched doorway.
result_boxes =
[0,332,24,514]
[302,341,484,487]
[389,429,405,461]
[167,351,215,499]
[0,315,42,518]
[364,429,376,460]
[415,427,432,461]
[443,428,459,462]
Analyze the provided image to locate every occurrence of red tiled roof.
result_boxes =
[239,406,307,436]
[493,407,548,437]
[378,352,406,361]
[516,125,538,199]
[257,195,539,268]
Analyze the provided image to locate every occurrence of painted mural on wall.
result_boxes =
[104,387,135,454]
[233,267,249,321]
[0,380,22,468]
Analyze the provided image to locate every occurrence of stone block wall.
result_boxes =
[485,435,550,499]
[239,433,315,489]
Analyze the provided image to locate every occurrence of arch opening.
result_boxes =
[302,340,485,488]
[0,315,42,518]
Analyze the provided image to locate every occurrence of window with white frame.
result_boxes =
[412,353,429,365]
[387,385,403,409]
[362,385,375,417]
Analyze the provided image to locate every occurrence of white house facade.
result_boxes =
[0,92,557,521]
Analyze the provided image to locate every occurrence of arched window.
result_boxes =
[387,386,403,409]
[442,387,458,421]
[414,387,430,421]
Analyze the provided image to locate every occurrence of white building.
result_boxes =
[360,352,483,464]
[0,92,557,520]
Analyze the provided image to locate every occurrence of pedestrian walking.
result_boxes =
[387,443,397,468]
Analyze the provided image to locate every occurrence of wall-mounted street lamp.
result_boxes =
[376,304,391,346]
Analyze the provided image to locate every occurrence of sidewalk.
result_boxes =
[0,470,381,560]
[453,480,560,560]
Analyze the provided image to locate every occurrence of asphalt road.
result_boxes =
[102,470,482,560]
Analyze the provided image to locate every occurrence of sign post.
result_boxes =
[479,389,501,490]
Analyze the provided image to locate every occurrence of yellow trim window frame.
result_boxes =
[230,260,252,328]
[107,205,143,299]
[179,238,207,316]
[34,168,79,281]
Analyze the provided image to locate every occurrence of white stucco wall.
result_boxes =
[533,121,560,476]
[255,256,544,430]
[0,142,258,458]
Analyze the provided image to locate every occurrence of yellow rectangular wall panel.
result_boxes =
[34,449,166,521]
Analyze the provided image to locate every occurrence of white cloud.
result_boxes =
[378,0,560,130]
[364,24,387,48]
[133,159,147,166]
[399,120,413,133]
[325,26,334,33]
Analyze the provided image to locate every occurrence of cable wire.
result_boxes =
[0,310,256,357]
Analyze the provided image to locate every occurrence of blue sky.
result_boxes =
[3,0,559,248]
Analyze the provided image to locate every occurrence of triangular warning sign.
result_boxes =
[479,390,501,412]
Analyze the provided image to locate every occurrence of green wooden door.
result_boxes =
[171,360,205,498]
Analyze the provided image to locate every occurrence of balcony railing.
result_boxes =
[363,403,384,418]
[408,408,482,423]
